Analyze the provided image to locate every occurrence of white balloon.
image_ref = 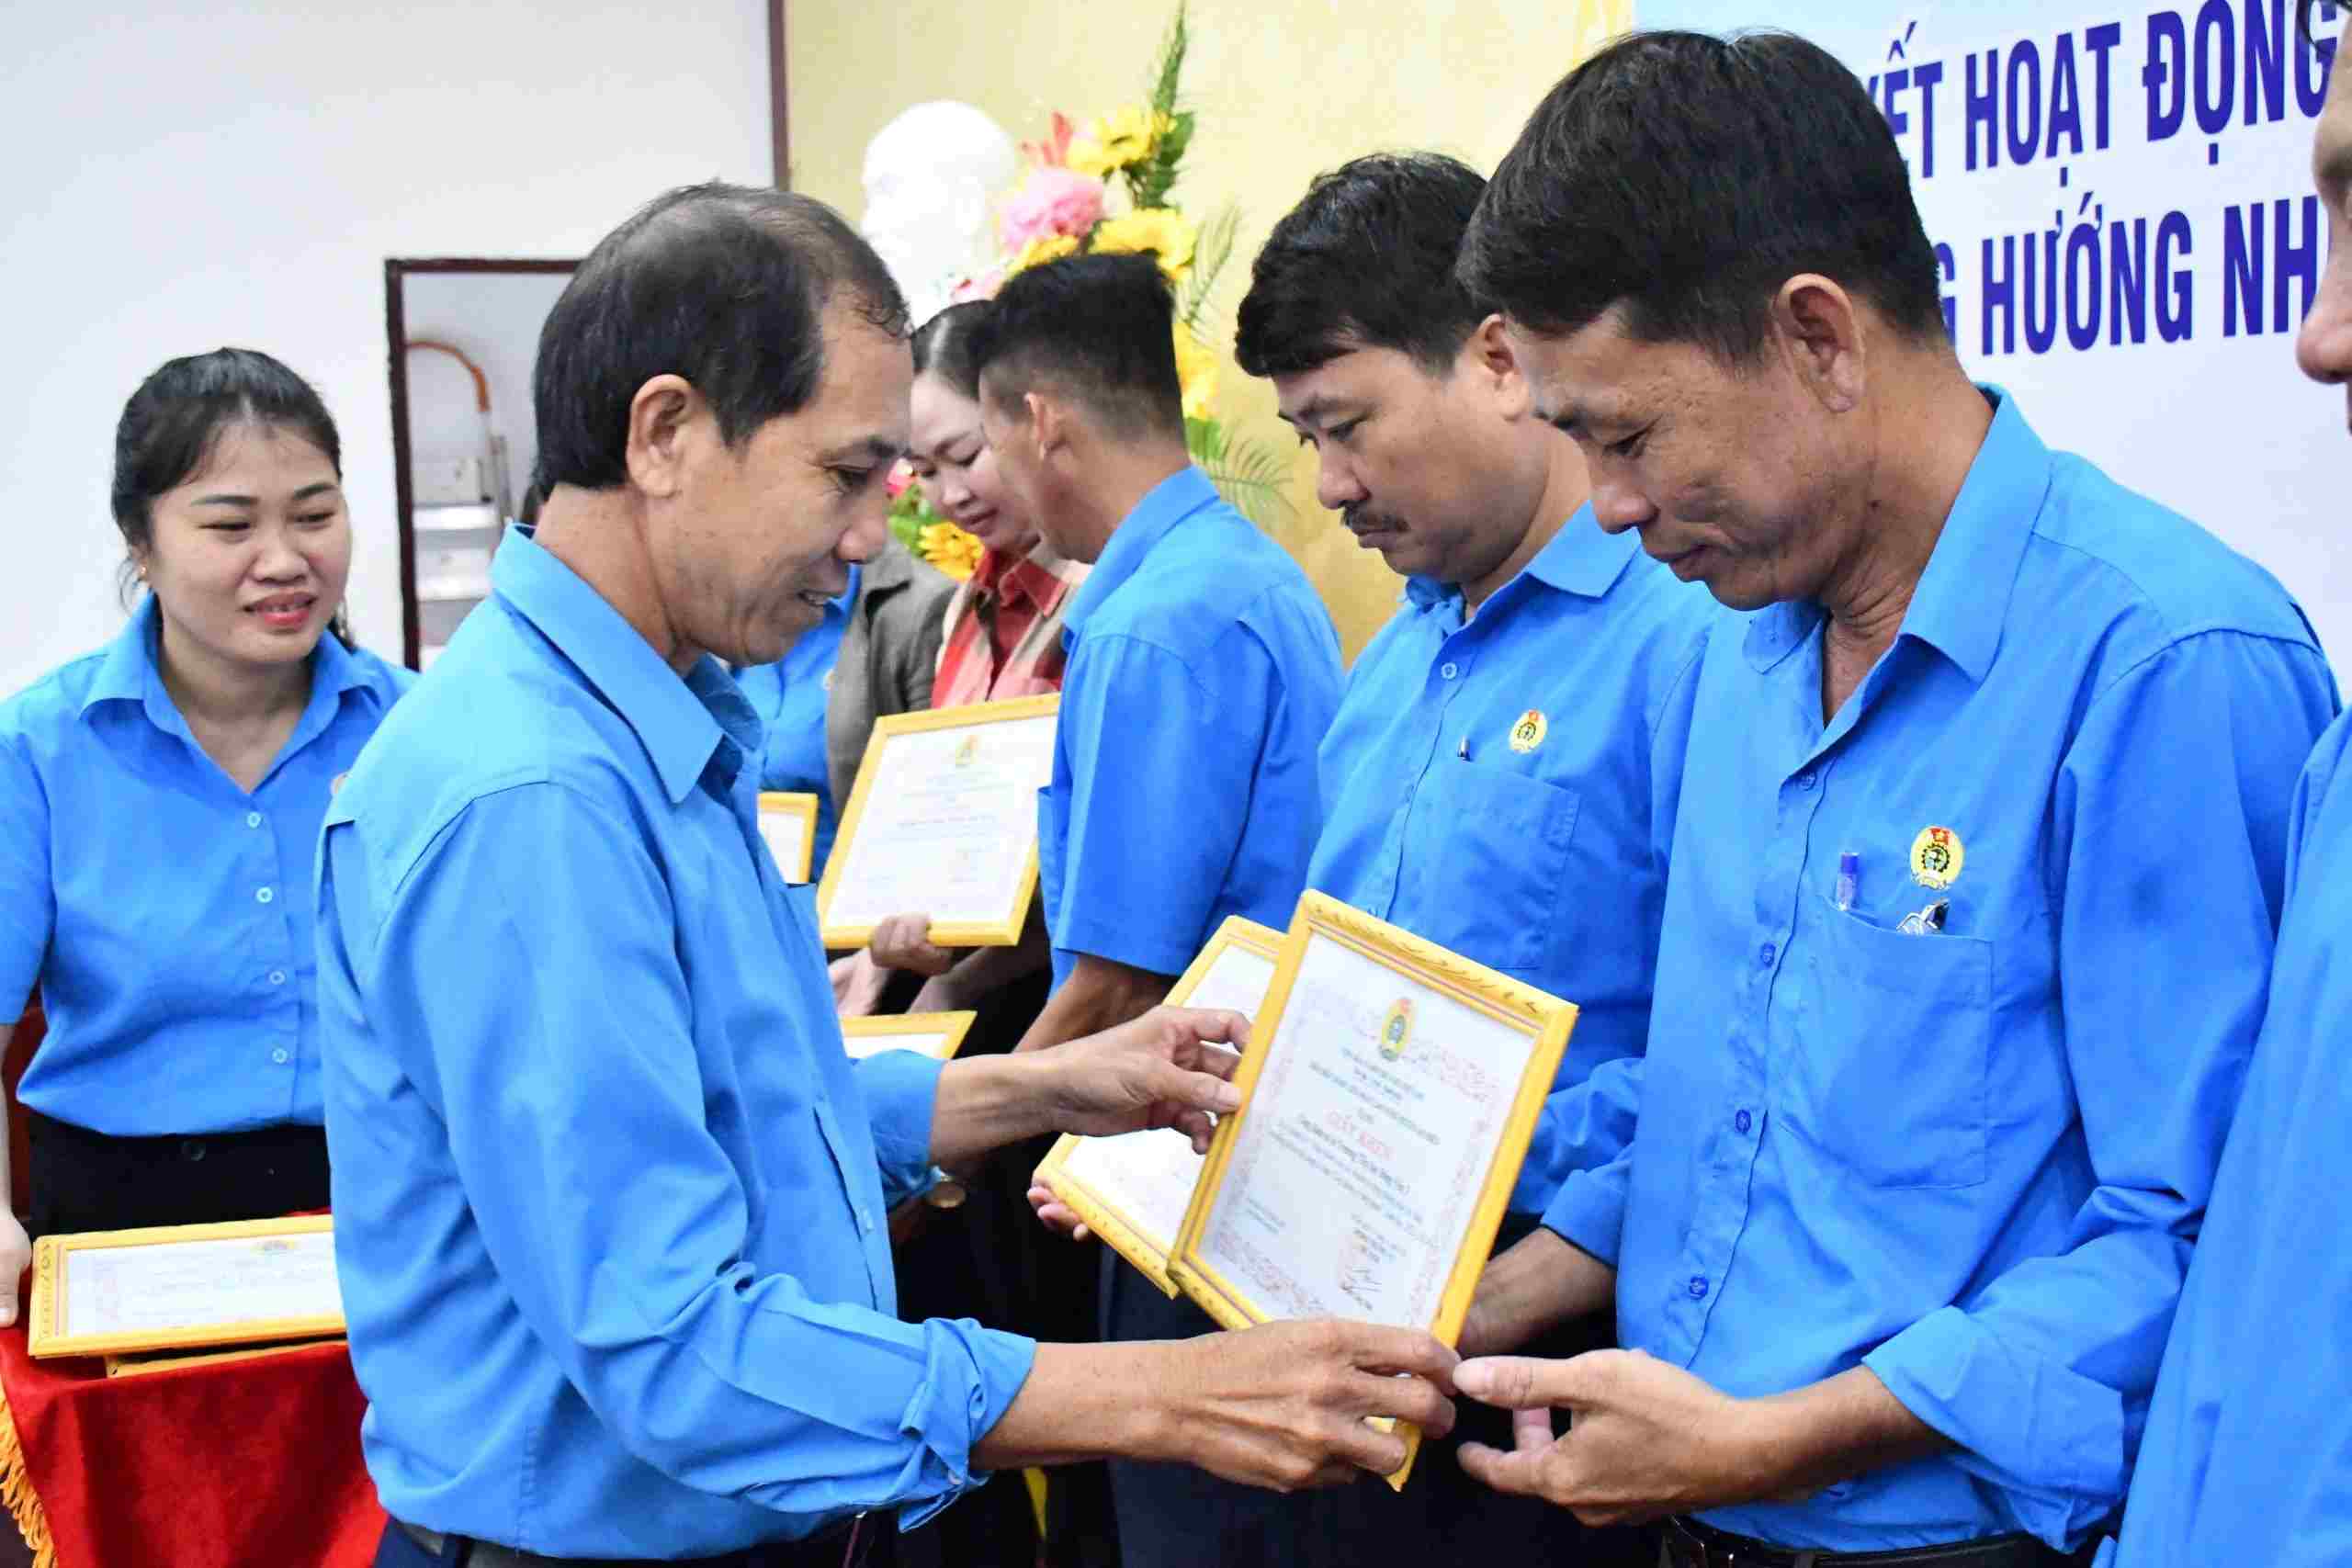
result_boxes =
[861,101,1018,326]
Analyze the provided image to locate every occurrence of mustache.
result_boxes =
[1342,504,1408,535]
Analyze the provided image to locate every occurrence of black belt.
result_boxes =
[1659,1517,2085,1568]
[397,1517,872,1568]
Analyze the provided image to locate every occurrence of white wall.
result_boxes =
[0,2,769,695]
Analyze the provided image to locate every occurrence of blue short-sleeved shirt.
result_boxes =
[1308,511,1711,1213]
[1542,390,2337,1551]
[736,564,857,869]
[318,529,1033,1559]
[1039,467,1342,987]
[0,596,411,1134]
[2109,709,2352,1568]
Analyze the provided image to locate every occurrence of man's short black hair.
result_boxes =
[967,252,1183,440]
[1236,152,1490,378]
[534,182,909,492]
[1460,29,1946,361]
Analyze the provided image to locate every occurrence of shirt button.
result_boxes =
[245,811,264,828]
[271,1048,290,1066]
[255,886,275,905]
[268,970,288,987]
[1439,661,1459,680]
[1689,1276,1710,1299]
[1757,942,1776,968]
[1735,1110,1752,1134]
[859,1211,874,1234]
[1794,773,1816,791]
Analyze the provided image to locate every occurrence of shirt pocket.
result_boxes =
[1404,761,1581,973]
[1792,899,1991,1189]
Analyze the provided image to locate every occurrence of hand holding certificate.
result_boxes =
[1167,893,1577,1488]
[1035,916,1283,1292]
[818,695,1059,949]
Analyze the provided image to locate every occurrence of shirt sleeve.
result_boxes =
[854,1049,945,1207]
[1052,630,1272,976]
[0,723,52,1023]
[357,781,1036,1528]
[1861,631,2339,1548]
[1536,1055,1644,1267]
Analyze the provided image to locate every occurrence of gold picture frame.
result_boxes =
[839,1010,978,1063]
[1035,916,1284,1295]
[1167,892,1577,1489]
[28,1213,344,1360]
[817,694,1061,950]
[755,791,819,885]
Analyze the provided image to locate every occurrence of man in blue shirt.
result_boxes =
[967,253,1344,1053]
[1443,30,2338,1565]
[321,183,1455,1568]
[1057,152,1709,1568]
[2110,8,2352,1563]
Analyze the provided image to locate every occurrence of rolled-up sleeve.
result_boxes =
[1536,1055,1644,1267]
[854,1049,945,1208]
[0,725,51,1021]
[1862,631,2337,1546]
[353,781,1035,1527]
[1053,631,1269,976]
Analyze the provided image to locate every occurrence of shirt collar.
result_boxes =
[1743,386,2047,683]
[1401,502,1636,612]
[80,592,378,728]
[1065,466,1220,634]
[492,526,745,806]
[977,538,1081,615]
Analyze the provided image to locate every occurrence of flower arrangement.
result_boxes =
[889,1,1293,579]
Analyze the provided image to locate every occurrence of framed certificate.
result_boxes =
[1035,916,1283,1294]
[756,791,819,884]
[817,694,1060,949]
[839,1010,978,1062]
[28,1214,345,1360]
[1169,892,1577,1488]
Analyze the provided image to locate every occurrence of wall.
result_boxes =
[0,2,768,697]
[788,0,1634,660]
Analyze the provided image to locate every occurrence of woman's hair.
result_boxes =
[111,347,352,644]
[910,300,992,400]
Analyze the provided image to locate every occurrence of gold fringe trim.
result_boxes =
[0,1389,58,1568]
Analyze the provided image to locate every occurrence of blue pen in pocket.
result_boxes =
[1834,851,1860,912]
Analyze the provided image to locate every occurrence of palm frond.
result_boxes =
[1193,426,1298,533]
[1147,2,1190,118]
[1180,205,1241,329]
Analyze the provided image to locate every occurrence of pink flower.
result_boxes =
[1023,112,1077,168]
[998,166,1103,251]
[949,266,1004,304]
[886,458,913,500]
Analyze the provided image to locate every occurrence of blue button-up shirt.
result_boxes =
[1040,467,1342,987]
[737,564,858,870]
[318,530,1033,1559]
[0,596,410,1134]
[2109,707,2352,1568]
[1540,391,2337,1551]
[1308,511,1710,1213]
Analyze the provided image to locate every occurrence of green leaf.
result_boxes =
[1148,2,1190,118]
[1193,423,1298,533]
[1179,204,1240,328]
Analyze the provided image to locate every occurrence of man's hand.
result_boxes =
[0,1211,27,1328]
[928,1006,1245,1168]
[831,951,890,1017]
[1027,1173,1094,1243]
[1457,1226,1615,1357]
[869,913,956,978]
[1150,1320,1462,1491]
[1454,1352,1942,1526]
[1035,1006,1249,1153]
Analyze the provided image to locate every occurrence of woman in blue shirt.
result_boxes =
[0,348,413,1321]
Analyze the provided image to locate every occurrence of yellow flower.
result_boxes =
[918,521,984,581]
[1006,232,1079,276]
[1171,321,1218,422]
[1091,208,1197,279]
[1068,105,1170,177]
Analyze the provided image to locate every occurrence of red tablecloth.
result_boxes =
[0,1314,384,1568]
